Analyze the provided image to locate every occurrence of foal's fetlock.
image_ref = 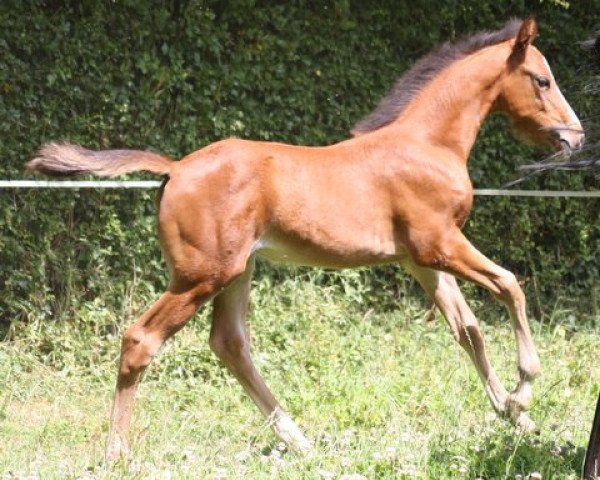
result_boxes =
[520,357,542,381]
[508,380,533,411]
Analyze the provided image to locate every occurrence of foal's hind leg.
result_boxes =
[209,261,313,452]
[105,283,213,462]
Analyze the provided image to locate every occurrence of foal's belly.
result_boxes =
[253,230,408,268]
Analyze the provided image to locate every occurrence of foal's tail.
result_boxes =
[26,143,173,177]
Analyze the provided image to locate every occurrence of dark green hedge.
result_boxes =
[0,0,598,322]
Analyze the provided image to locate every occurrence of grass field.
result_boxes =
[1,274,599,479]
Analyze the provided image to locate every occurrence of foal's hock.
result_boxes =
[27,18,584,460]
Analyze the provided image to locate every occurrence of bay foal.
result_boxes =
[27,18,584,459]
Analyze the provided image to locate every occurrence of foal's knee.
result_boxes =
[119,326,162,376]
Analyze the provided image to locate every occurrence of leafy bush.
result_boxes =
[0,0,598,324]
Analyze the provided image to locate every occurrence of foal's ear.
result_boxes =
[513,17,538,54]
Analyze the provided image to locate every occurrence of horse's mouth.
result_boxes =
[553,133,584,158]
[558,138,573,157]
[552,126,585,158]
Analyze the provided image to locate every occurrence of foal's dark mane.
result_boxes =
[352,19,523,135]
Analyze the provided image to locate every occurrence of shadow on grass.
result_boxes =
[427,431,586,479]
[0,319,11,341]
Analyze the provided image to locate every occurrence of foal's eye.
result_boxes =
[535,76,551,89]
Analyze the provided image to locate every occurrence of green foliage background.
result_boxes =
[0,0,598,323]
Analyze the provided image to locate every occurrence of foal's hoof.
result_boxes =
[513,412,539,434]
[105,437,131,465]
[278,426,314,454]
[272,414,314,454]
[288,434,314,454]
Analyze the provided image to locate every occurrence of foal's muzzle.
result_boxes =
[555,127,585,156]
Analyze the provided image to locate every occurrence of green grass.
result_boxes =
[1,275,598,479]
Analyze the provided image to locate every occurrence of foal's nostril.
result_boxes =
[559,131,585,153]
[559,138,572,154]
[571,132,585,151]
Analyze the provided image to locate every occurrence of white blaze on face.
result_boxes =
[542,56,581,128]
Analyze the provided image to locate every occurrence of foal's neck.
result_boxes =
[394,43,512,162]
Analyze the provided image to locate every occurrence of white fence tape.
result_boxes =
[0,181,599,197]
[0,180,161,188]
[473,189,600,198]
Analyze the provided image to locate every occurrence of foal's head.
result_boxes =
[495,17,585,154]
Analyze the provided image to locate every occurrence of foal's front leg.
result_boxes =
[407,265,539,430]
[405,265,512,416]
[412,228,541,428]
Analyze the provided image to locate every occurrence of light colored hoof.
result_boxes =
[272,412,314,454]
[287,433,314,454]
[105,436,131,465]
[513,412,539,434]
